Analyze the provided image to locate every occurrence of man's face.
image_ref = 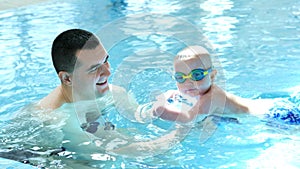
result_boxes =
[72,45,111,101]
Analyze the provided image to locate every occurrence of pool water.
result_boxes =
[0,0,300,168]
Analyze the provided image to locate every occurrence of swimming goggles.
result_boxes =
[174,68,212,83]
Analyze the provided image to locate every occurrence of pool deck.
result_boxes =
[0,0,48,11]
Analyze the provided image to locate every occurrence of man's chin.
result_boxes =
[95,84,110,97]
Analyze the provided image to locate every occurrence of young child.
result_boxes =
[149,45,300,128]
[152,45,251,123]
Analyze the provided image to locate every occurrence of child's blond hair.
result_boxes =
[174,45,213,68]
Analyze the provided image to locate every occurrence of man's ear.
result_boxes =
[58,71,72,86]
[210,69,217,81]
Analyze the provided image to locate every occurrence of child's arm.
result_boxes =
[111,86,198,123]
[197,84,250,115]
[224,92,250,113]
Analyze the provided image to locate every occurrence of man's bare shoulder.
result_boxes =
[38,86,66,110]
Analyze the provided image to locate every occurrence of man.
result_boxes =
[36,29,188,159]
[39,29,110,109]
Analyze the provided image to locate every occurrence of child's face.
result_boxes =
[174,56,213,97]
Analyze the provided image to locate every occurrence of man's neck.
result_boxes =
[60,84,73,103]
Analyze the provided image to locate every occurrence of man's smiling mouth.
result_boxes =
[96,80,107,86]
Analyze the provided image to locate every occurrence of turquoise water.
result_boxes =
[0,0,300,168]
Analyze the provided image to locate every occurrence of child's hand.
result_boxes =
[155,90,178,102]
[153,90,197,122]
[152,90,178,117]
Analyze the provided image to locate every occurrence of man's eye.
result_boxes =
[89,66,99,73]
[91,67,98,72]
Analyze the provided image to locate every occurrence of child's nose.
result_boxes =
[184,78,194,85]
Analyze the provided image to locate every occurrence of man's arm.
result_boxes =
[108,124,190,158]
[109,84,153,122]
[64,100,191,159]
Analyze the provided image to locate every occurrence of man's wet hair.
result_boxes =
[51,29,100,74]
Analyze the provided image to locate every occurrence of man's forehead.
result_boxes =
[76,45,106,56]
[75,46,107,66]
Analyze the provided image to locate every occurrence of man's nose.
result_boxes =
[99,63,111,77]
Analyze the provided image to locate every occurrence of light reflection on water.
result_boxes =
[0,0,300,168]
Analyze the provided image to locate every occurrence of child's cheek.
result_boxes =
[196,80,211,93]
[176,84,185,93]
